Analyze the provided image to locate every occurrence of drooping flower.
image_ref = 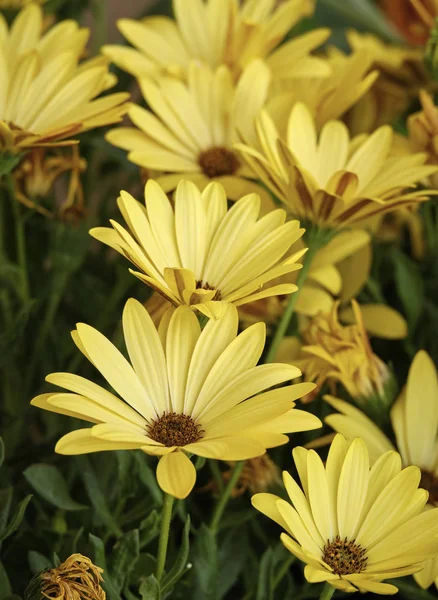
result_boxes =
[236,102,437,228]
[25,554,105,600]
[107,60,272,201]
[275,300,405,409]
[0,4,129,154]
[253,434,438,594]
[90,179,305,319]
[31,300,321,499]
[343,30,430,135]
[408,89,438,187]
[103,0,329,83]
[324,351,438,589]
[379,0,437,45]
[268,48,378,129]
[12,147,86,219]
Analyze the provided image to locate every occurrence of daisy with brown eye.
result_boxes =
[31,300,321,499]
[90,179,306,319]
[253,434,438,595]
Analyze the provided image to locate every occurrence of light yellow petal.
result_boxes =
[340,304,408,340]
[122,298,170,414]
[156,451,196,499]
[55,429,142,454]
[337,438,369,540]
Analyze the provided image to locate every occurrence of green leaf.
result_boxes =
[139,575,161,600]
[162,515,191,592]
[393,250,424,331]
[192,525,218,600]
[135,453,163,506]
[0,153,23,176]
[256,548,275,600]
[139,510,161,549]
[76,456,122,536]
[88,534,122,600]
[23,464,87,511]
[28,550,52,575]
[110,529,140,593]
[0,488,13,538]
[217,528,248,599]
[0,561,12,599]
[0,495,32,542]
[0,438,4,468]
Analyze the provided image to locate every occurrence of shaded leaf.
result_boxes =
[110,529,140,593]
[192,525,218,600]
[0,488,13,538]
[76,456,121,536]
[256,548,275,600]
[88,534,121,600]
[0,495,32,542]
[139,575,161,600]
[24,464,86,511]
[393,249,424,331]
[162,515,191,592]
[217,528,248,599]
[28,550,52,575]
[139,510,161,549]
[0,561,12,600]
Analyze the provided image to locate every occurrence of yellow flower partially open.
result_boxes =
[106,60,271,201]
[0,4,129,153]
[31,300,321,499]
[253,434,438,594]
[103,0,328,82]
[236,102,437,228]
[90,179,306,319]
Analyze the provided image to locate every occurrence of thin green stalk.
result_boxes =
[209,459,225,494]
[264,238,320,363]
[273,553,295,589]
[155,492,175,582]
[319,582,335,600]
[210,460,244,533]
[7,173,30,302]
[92,0,108,54]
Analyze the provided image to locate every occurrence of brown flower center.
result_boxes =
[198,146,239,178]
[322,536,368,575]
[196,280,222,301]
[147,412,203,447]
[420,470,438,504]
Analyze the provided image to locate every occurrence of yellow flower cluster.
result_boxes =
[1,0,433,595]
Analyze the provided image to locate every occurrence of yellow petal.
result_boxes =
[156,451,196,499]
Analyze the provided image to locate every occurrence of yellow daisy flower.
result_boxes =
[268,47,378,130]
[107,60,272,201]
[0,0,45,7]
[0,4,129,154]
[102,0,329,83]
[31,300,321,499]
[324,351,438,590]
[90,179,305,319]
[252,434,438,594]
[236,102,438,228]
[275,300,403,408]
[409,89,438,188]
[343,30,429,135]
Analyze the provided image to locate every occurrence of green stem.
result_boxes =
[210,461,244,533]
[264,238,320,363]
[273,553,295,589]
[209,459,225,494]
[7,173,29,302]
[155,492,175,582]
[319,582,335,600]
[92,0,108,54]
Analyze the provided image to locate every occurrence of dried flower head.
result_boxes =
[39,554,105,600]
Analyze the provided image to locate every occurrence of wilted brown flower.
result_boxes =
[39,554,106,600]
[13,147,86,220]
